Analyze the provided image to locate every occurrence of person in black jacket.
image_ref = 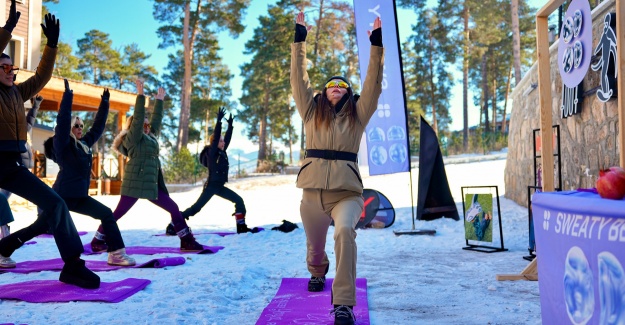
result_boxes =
[0,0,100,289]
[45,80,135,266]
[166,107,258,234]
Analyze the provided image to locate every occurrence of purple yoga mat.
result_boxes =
[256,278,369,325]
[37,231,88,238]
[154,227,265,237]
[154,231,236,237]
[82,244,224,255]
[0,256,186,274]
[0,278,150,303]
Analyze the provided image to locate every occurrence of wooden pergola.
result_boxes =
[16,71,145,195]
[497,0,624,281]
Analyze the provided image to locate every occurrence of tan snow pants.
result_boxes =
[300,188,363,306]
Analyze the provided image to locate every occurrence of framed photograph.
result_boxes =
[461,186,507,253]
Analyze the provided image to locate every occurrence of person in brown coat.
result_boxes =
[0,0,100,289]
[291,11,384,325]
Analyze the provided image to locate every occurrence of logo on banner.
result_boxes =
[543,210,551,230]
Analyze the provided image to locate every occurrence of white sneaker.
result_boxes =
[107,248,136,266]
[0,225,9,239]
[0,254,16,268]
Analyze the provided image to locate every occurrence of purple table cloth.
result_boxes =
[532,190,625,325]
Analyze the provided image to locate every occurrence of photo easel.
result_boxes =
[460,186,507,253]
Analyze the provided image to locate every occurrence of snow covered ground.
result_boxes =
[0,157,542,324]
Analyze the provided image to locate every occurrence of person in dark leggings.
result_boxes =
[0,0,99,288]
[166,107,259,235]
[46,80,135,266]
[90,80,205,252]
[0,94,43,239]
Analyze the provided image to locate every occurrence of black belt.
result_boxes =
[305,149,357,162]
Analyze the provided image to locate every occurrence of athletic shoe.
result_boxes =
[59,258,100,289]
[332,305,355,325]
[107,248,136,266]
[0,254,16,268]
[90,237,108,253]
[308,276,326,292]
[165,223,176,236]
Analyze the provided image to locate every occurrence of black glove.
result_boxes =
[3,0,20,33]
[64,79,72,93]
[217,107,226,121]
[41,14,60,48]
[271,220,299,233]
[227,114,234,125]
[102,88,110,101]
[369,28,382,47]
[294,23,307,43]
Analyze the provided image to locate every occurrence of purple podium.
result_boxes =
[532,191,625,325]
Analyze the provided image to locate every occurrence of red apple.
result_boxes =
[596,166,625,200]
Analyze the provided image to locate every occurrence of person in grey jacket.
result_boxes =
[291,12,384,325]
[0,94,42,239]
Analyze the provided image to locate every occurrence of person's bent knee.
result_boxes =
[333,224,355,241]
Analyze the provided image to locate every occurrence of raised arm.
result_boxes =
[149,87,165,136]
[0,0,20,52]
[81,89,109,147]
[17,13,59,100]
[290,12,315,120]
[356,17,385,126]
[125,80,146,146]
[210,107,225,154]
[26,95,43,132]
[223,113,234,151]
[52,80,73,153]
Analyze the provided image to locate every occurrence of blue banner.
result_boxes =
[354,0,409,176]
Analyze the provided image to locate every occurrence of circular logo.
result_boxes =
[558,0,592,87]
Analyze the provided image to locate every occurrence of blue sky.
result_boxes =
[46,0,546,153]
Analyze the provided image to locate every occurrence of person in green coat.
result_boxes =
[90,79,204,252]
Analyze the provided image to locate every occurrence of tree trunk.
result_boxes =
[176,0,201,152]
[502,65,512,134]
[462,2,469,151]
[258,78,270,163]
[511,0,522,85]
[481,54,490,131]
[428,32,438,135]
[492,78,496,133]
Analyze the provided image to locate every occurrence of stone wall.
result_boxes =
[505,0,619,207]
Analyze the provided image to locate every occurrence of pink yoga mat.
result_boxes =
[0,278,150,303]
[82,244,224,255]
[0,257,185,274]
[256,278,369,325]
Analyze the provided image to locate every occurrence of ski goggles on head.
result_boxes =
[325,80,349,89]
[0,64,18,74]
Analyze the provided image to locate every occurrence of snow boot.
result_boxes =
[90,231,108,253]
[308,263,329,292]
[308,275,326,292]
[59,258,100,289]
[178,228,204,251]
[107,248,136,266]
[234,213,260,234]
[332,305,355,325]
